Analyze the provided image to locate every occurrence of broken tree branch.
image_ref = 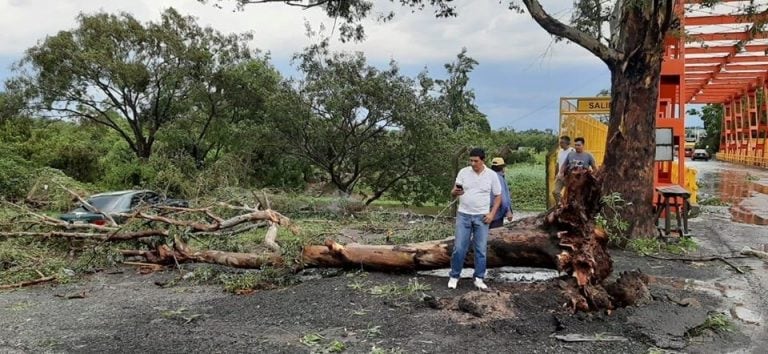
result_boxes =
[0,230,169,240]
[645,254,747,274]
[0,276,57,290]
[263,222,280,253]
[123,236,284,268]
[741,247,768,262]
[2,200,118,232]
[116,207,292,234]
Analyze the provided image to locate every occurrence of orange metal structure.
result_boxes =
[680,0,768,167]
[655,1,687,187]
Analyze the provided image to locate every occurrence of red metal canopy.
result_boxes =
[683,0,768,104]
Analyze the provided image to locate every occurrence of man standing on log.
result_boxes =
[560,137,597,176]
[449,148,502,291]
[489,157,513,229]
[553,136,574,204]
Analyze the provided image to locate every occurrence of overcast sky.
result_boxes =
[0,0,703,129]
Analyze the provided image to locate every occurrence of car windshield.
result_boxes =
[85,195,125,212]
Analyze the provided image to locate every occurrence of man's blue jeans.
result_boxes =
[450,212,489,279]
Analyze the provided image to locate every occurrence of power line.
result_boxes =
[503,71,609,128]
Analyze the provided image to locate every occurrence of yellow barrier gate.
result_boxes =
[548,97,698,208]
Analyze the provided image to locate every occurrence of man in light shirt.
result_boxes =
[553,135,574,205]
[448,148,501,291]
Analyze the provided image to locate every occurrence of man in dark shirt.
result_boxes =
[560,137,597,176]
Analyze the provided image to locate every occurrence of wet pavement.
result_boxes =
[689,159,768,225]
[686,159,768,351]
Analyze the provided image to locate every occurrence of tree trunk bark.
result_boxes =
[601,3,668,238]
[301,228,561,272]
[134,136,153,160]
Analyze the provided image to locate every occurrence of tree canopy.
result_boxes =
[9,8,261,160]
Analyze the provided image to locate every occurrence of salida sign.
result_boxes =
[576,98,610,113]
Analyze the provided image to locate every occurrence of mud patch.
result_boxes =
[435,291,516,324]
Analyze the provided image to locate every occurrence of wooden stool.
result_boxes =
[654,185,691,237]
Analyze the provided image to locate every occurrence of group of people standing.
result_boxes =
[447,136,596,291]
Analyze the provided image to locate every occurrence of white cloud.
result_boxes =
[0,0,600,67]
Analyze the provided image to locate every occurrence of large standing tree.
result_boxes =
[161,58,283,167]
[8,8,254,160]
[209,0,760,237]
[273,44,447,202]
[520,0,675,238]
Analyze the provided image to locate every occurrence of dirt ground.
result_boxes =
[1,160,766,354]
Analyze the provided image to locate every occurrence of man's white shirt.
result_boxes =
[455,166,501,215]
[557,147,575,170]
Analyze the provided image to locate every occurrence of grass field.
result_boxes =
[506,163,547,211]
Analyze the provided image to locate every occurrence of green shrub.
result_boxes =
[48,145,103,183]
[503,150,536,164]
[0,152,33,201]
[99,142,156,190]
[595,193,630,248]
[507,164,546,211]
[25,167,96,212]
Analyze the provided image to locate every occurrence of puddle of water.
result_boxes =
[417,267,560,283]
[696,164,768,225]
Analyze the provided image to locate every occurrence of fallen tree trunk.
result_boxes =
[301,229,561,271]
[303,170,608,280]
[302,170,627,311]
[10,176,642,310]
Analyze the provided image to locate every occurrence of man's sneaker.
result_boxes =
[474,278,489,291]
[447,277,459,289]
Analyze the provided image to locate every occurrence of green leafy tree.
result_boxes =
[435,48,490,133]
[273,44,448,203]
[0,92,23,124]
[160,58,283,167]
[688,104,723,154]
[517,129,557,153]
[9,8,253,159]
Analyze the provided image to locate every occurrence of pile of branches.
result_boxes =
[1,188,296,274]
